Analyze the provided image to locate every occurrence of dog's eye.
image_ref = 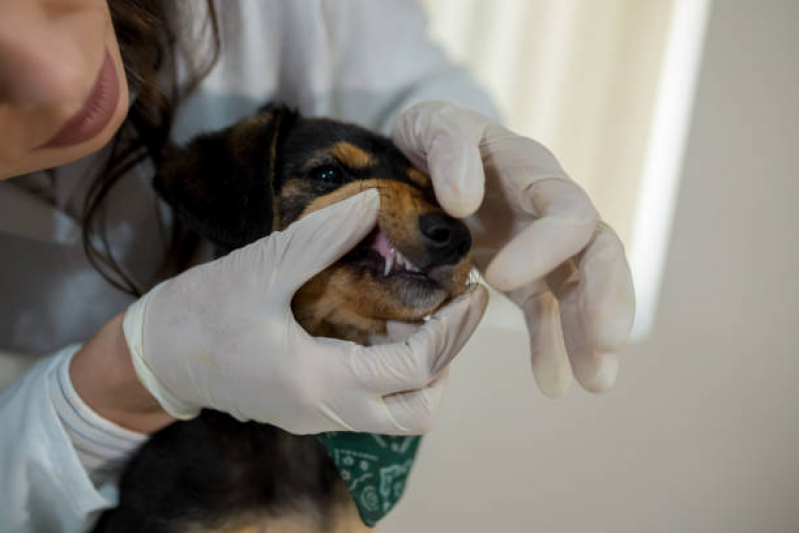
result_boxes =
[312,164,345,184]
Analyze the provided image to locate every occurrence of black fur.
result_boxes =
[92,106,449,532]
[155,105,298,251]
[92,412,343,532]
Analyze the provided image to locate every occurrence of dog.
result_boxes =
[91,105,472,532]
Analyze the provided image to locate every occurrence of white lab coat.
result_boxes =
[0,1,496,531]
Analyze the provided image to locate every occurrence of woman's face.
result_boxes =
[0,0,128,179]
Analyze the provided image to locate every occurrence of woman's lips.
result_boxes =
[41,49,120,149]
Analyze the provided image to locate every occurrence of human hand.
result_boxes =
[392,101,635,397]
[123,190,488,434]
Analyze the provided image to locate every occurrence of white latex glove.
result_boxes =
[123,190,489,434]
[392,101,635,397]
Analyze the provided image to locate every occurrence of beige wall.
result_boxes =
[382,1,799,531]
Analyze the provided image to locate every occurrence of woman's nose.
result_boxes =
[418,211,472,267]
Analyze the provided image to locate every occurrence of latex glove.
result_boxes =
[392,101,635,397]
[123,190,489,434]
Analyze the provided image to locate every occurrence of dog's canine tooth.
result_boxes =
[384,253,394,276]
[396,250,421,273]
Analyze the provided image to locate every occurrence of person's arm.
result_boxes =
[69,314,174,434]
[0,319,171,532]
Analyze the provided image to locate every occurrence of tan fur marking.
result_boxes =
[331,141,376,168]
[451,260,472,297]
[276,180,313,230]
[292,179,467,341]
[212,491,371,533]
[328,479,375,533]
[293,268,388,344]
[226,525,261,533]
[406,167,430,188]
[330,502,374,533]
[298,179,379,215]
[225,512,322,533]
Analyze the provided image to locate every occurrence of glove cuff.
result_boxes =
[123,281,201,421]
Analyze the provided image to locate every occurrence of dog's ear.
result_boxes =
[155,105,298,250]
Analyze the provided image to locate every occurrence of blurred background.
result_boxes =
[381,0,799,531]
[0,1,795,532]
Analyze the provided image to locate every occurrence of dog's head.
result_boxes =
[157,105,471,342]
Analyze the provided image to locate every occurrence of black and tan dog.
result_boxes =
[91,105,472,532]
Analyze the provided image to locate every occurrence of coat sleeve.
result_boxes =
[0,346,114,533]
[173,0,499,141]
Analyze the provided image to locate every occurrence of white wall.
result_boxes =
[382,1,799,531]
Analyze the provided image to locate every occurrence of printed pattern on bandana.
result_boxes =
[316,433,422,527]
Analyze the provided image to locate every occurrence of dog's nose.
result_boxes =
[418,212,472,266]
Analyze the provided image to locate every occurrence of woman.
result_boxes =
[0,1,635,531]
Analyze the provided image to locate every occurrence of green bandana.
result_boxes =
[316,433,422,527]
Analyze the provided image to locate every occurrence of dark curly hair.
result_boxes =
[81,0,220,296]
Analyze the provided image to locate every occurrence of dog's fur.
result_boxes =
[91,105,472,532]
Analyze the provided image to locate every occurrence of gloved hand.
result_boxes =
[123,190,489,434]
[392,101,635,397]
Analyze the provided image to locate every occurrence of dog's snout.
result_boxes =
[418,212,471,266]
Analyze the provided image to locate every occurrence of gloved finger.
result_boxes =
[348,285,488,395]
[274,189,380,296]
[484,178,599,292]
[576,223,636,352]
[508,285,572,398]
[328,370,449,436]
[551,260,620,392]
[391,101,485,218]
[367,319,422,346]
[378,368,450,435]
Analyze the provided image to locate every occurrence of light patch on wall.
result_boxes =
[421,0,712,342]
[628,0,712,339]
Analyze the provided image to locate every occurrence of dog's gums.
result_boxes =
[344,228,426,278]
[373,229,424,275]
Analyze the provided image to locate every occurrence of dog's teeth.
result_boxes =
[384,254,394,276]
[396,251,420,273]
